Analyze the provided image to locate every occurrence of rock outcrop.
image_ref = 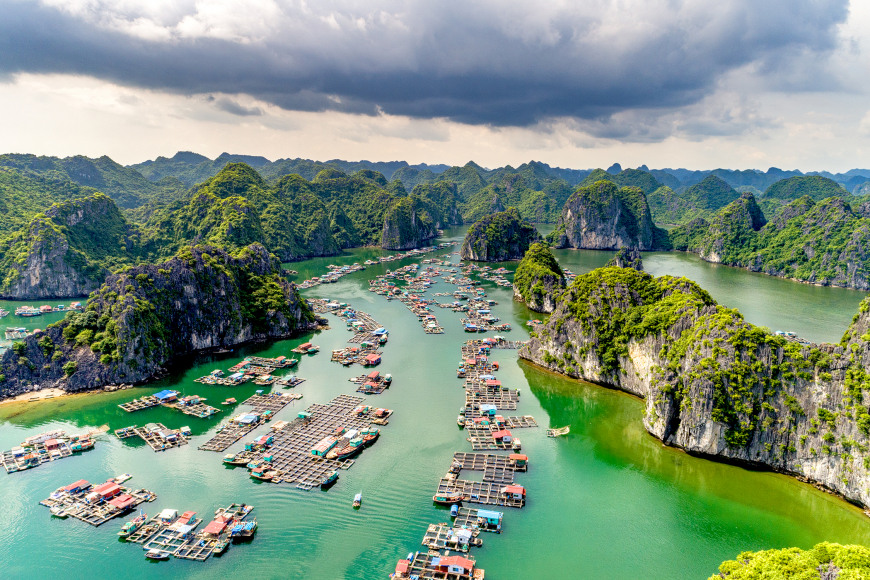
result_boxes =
[606,247,643,270]
[520,266,870,507]
[678,194,870,290]
[460,208,541,262]
[381,196,438,250]
[513,243,566,313]
[548,180,668,250]
[0,193,137,299]
[0,244,314,399]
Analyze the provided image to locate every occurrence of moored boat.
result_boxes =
[118,512,147,537]
[250,466,277,481]
[320,470,339,487]
[49,505,68,518]
[433,491,466,505]
[222,398,237,405]
[145,549,171,560]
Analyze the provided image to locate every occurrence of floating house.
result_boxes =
[153,390,178,404]
[479,404,497,417]
[501,484,526,500]
[492,429,512,443]
[63,479,90,494]
[364,353,381,366]
[434,555,476,576]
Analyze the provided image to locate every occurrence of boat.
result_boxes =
[113,473,132,484]
[433,491,466,505]
[457,415,465,426]
[361,427,380,446]
[328,436,365,460]
[222,398,237,405]
[353,492,362,508]
[118,513,147,537]
[223,453,249,466]
[320,470,339,487]
[250,466,277,481]
[49,505,68,518]
[213,539,230,554]
[547,425,570,437]
[145,549,171,560]
[512,438,522,451]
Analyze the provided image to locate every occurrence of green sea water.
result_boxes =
[1,228,869,580]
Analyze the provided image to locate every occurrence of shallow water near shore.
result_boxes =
[1,227,869,579]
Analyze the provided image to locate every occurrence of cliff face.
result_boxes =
[697,192,766,263]
[0,193,137,299]
[549,180,666,250]
[381,196,437,250]
[513,242,565,313]
[606,247,643,270]
[520,267,870,507]
[0,244,314,399]
[460,207,541,261]
[685,194,870,290]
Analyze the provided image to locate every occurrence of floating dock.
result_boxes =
[198,392,303,452]
[40,479,157,527]
[118,395,160,413]
[130,423,189,452]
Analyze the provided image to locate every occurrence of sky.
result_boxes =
[0,0,868,172]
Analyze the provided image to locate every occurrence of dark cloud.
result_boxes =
[0,0,851,136]
[213,97,262,117]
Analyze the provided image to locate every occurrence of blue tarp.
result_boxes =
[239,414,259,425]
[154,390,177,401]
[372,328,388,335]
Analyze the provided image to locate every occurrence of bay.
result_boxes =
[0,227,868,579]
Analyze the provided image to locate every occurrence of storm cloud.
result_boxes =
[0,0,852,132]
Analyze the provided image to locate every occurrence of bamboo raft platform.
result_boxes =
[421,523,481,552]
[132,424,189,452]
[276,376,306,388]
[239,395,391,490]
[118,395,160,413]
[401,552,484,580]
[142,518,203,552]
[198,393,303,452]
[165,400,221,418]
[2,441,75,473]
[454,507,503,533]
[435,478,525,508]
[464,429,514,451]
[241,392,303,412]
[114,425,137,439]
[40,483,157,527]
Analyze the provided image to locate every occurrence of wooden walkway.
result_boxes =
[118,396,160,413]
[131,424,189,452]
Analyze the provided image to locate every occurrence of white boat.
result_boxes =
[49,506,68,518]
[145,549,171,560]
[113,473,132,484]
[353,492,362,508]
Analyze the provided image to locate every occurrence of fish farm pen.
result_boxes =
[229,394,394,490]
[39,478,157,526]
[198,392,304,452]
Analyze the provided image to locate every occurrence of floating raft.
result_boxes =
[422,523,481,552]
[198,393,303,452]
[40,481,157,527]
[118,396,160,413]
[131,424,189,452]
[237,395,392,491]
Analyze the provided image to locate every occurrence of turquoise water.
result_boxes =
[1,230,868,580]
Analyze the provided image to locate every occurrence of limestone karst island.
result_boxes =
[2,1,870,579]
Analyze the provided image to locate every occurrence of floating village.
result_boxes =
[2,240,573,577]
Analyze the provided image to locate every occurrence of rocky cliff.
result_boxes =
[513,242,566,313]
[677,194,870,290]
[520,266,870,507]
[381,196,438,250]
[0,193,138,299]
[548,180,668,250]
[0,244,314,399]
[460,207,541,261]
[606,247,643,270]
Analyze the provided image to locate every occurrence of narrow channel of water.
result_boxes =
[0,228,867,580]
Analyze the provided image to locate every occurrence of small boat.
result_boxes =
[118,513,147,537]
[353,492,362,508]
[222,398,237,405]
[433,491,466,505]
[49,506,68,518]
[512,438,522,451]
[213,539,229,554]
[450,504,460,517]
[547,426,571,438]
[112,473,132,484]
[361,428,380,446]
[223,453,249,466]
[320,470,339,487]
[457,415,465,427]
[145,549,171,560]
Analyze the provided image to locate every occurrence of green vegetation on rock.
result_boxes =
[460,208,541,261]
[711,542,870,579]
[647,175,740,226]
[763,175,848,203]
[513,242,565,312]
